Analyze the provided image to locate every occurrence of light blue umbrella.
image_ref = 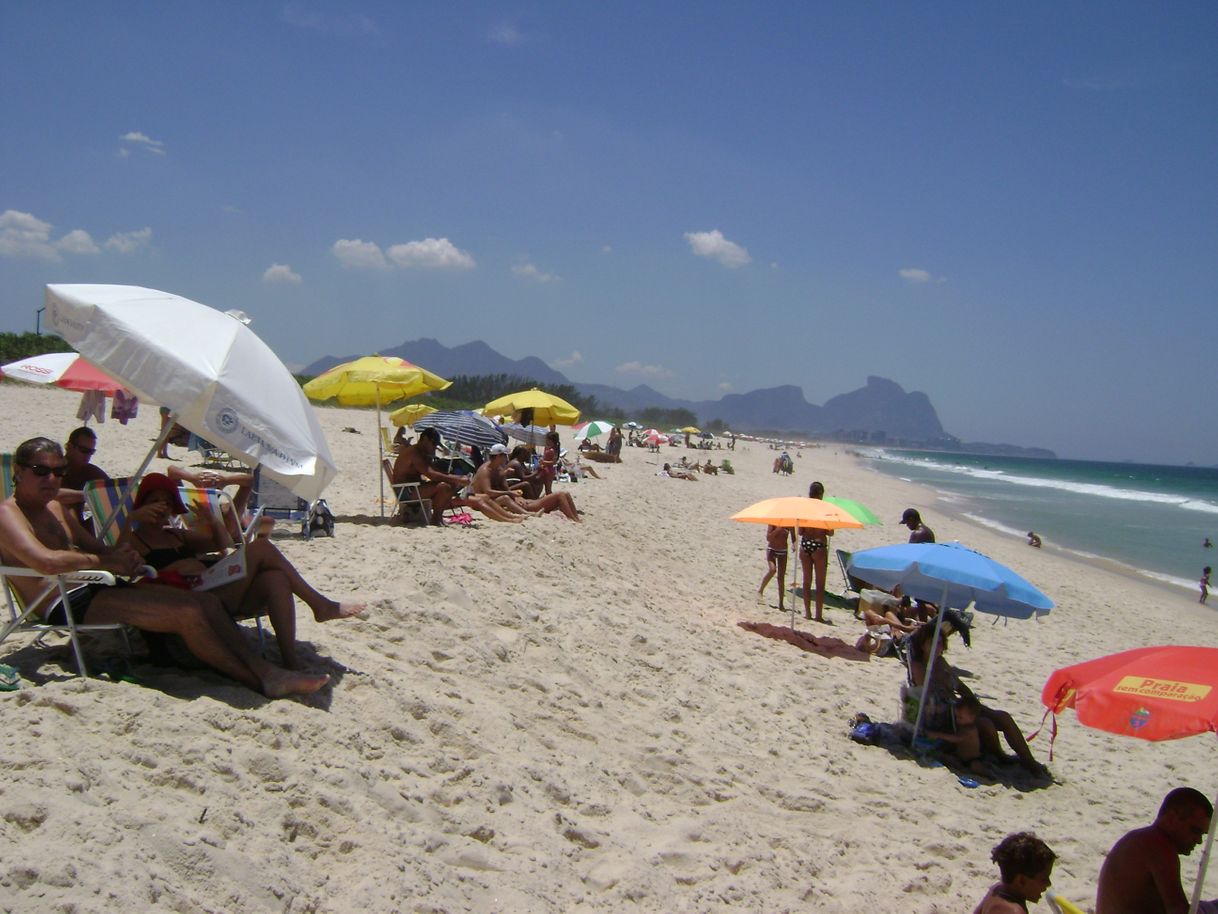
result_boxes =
[846,541,1053,619]
[847,541,1053,742]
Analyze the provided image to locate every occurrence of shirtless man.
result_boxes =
[391,427,469,525]
[0,437,328,698]
[476,446,581,521]
[1096,787,1214,914]
[61,426,110,525]
[900,508,936,543]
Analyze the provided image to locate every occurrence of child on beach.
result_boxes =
[757,524,793,610]
[1201,566,1211,604]
[972,832,1056,913]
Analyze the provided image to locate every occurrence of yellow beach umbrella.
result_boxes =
[680,425,701,434]
[303,355,450,516]
[302,355,450,407]
[483,387,581,426]
[390,403,437,427]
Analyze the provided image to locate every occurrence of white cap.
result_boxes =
[488,443,509,456]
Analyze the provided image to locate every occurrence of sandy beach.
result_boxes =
[1,382,1215,913]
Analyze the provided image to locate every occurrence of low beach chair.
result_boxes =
[249,468,334,540]
[382,458,432,525]
[1,454,131,677]
[0,567,133,678]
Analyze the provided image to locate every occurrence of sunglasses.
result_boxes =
[19,462,69,478]
[75,444,96,455]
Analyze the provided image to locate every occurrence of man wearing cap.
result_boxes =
[391,427,470,525]
[475,445,582,522]
[0,437,328,698]
[900,508,936,543]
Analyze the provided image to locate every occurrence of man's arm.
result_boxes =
[0,502,138,576]
[1148,847,1189,914]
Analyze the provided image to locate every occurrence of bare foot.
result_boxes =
[314,600,365,622]
[262,669,330,698]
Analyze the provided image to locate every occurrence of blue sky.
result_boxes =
[1,3,1215,464]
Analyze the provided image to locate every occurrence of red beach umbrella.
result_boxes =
[1,351,125,394]
[1042,646,1218,913]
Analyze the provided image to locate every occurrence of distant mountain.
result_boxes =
[301,337,1050,455]
[302,338,569,387]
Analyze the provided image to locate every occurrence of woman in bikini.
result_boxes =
[799,481,832,623]
[757,523,794,611]
[122,473,362,669]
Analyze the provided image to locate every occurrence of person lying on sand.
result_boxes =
[120,472,364,670]
[0,437,328,698]
[477,446,581,521]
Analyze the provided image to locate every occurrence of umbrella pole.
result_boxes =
[910,585,951,746]
[376,386,385,518]
[791,522,800,632]
[1188,790,1217,914]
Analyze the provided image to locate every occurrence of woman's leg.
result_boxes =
[813,548,828,622]
[982,706,1045,773]
[220,538,362,623]
[758,556,777,600]
[800,548,813,619]
[237,568,302,668]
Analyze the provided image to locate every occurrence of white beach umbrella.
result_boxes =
[45,284,337,501]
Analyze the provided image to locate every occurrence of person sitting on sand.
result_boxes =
[503,446,544,499]
[0,438,328,698]
[1096,787,1215,914]
[476,446,581,521]
[392,427,470,525]
[973,832,1056,914]
[1027,531,1042,548]
[909,624,1050,779]
[121,473,364,670]
[702,460,718,475]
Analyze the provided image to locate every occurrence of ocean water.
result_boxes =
[863,449,1218,594]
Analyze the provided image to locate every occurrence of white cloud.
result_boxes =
[332,238,388,269]
[0,210,58,259]
[616,360,674,379]
[104,227,152,253]
[553,350,582,369]
[511,262,558,283]
[0,210,142,260]
[718,381,733,392]
[684,229,751,268]
[387,237,475,270]
[56,229,100,255]
[899,267,945,285]
[489,23,524,45]
[120,131,166,155]
[263,263,302,284]
[281,3,379,38]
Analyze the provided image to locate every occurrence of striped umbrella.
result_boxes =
[413,410,507,450]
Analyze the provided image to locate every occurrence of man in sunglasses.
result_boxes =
[62,426,110,527]
[0,437,329,699]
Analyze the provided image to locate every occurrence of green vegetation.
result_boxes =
[0,331,73,364]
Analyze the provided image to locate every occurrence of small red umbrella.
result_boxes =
[1042,646,1218,913]
[1,351,125,394]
